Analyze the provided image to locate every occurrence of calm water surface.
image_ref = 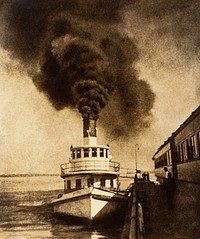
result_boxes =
[0,176,122,239]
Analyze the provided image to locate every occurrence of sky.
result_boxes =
[0,0,199,175]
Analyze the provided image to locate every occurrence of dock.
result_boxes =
[121,177,200,239]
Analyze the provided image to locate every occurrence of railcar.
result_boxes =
[153,105,200,184]
[153,137,174,184]
[173,106,200,183]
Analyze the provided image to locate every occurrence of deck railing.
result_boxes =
[60,160,120,176]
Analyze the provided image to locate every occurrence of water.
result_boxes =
[0,176,122,239]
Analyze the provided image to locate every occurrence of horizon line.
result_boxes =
[0,173,60,177]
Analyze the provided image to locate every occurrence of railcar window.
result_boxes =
[180,143,184,161]
[176,145,181,163]
[198,132,200,156]
[191,135,198,158]
[169,150,172,165]
[167,150,172,165]
[187,138,194,160]
[167,151,170,165]
[181,141,188,161]
[175,146,179,162]
[180,144,183,162]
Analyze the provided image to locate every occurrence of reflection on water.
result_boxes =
[0,176,122,239]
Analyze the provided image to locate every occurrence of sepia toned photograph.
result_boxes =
[0,1,200,238]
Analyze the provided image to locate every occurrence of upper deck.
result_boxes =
[60,144,120,178]
[60,160,120,178]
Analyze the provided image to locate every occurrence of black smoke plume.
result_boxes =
[0,0,155,137]
[34,35,111,119]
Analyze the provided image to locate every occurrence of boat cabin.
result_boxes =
[61,144,120,193]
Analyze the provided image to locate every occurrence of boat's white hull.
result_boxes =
[51,187,128,221]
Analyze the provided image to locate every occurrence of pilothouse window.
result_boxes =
[92,148,97,157]
[72,150,75,159]
[106,149,108,158]
[77,149,81,158]
[84,148,89,157]
[100,148,104,157]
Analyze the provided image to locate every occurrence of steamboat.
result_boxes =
[50,117,128,222]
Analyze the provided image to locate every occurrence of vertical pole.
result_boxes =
[135,174,138,239]
[135,144,139,239]
[135,144,139,174]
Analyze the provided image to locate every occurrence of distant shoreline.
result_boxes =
[0,174,60,177]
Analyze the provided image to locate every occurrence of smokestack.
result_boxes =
[83,117,97,145]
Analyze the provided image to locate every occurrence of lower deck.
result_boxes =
[52,187,128,221]
[63,173,119,193]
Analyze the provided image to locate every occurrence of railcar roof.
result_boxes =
[172,105,200,137]
[152,105,200,160]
